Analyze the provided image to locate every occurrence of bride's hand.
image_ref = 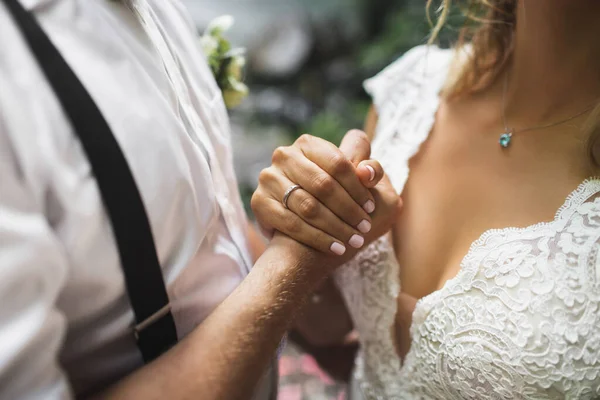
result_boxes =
[252,130,401,258]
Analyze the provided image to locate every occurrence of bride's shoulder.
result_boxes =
[368,44,452,79]
[364,45,454,111]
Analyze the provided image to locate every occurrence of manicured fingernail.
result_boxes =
[349,234,364,249]
[357,219,371,233]
[366,165,375,181]
[363,200,375,214]
[330,242,347,256]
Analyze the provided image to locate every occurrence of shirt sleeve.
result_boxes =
[0,120,73,399]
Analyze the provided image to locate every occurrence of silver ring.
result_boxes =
[282,184,302,209]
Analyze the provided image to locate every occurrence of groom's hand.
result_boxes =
[252,130,400,263]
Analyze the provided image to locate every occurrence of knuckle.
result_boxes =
[297,196,320,219]
[297,133,313,145]
[257,167,275,186]
[250,193,258,211]
[271,146,290,164]
[313,173,335,196]
[329,152,352,176]
[250,190,265,213]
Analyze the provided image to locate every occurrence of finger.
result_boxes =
[253,168,365,254]
[283,181,367,250]
[339,129,371,165]
[273,146,373,228]
[257,196,349,256]
[251,185,275,238]
[292,135,376,215]
[259,167,368,248]
[356,160,384,188]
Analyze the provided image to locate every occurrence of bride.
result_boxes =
[254,0,600,398]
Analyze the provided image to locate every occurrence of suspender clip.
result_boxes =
[133,303,172,340]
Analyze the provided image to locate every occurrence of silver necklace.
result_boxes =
[499,72,594,148]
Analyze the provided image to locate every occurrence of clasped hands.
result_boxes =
[251,129,402,267]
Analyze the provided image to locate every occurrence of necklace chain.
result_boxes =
[501,71,594,136]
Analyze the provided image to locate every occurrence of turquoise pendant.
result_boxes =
[499,131,512,148]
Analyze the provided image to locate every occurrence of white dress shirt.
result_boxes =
[0,0,256,397]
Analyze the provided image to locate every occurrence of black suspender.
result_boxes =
[2,0,178,363]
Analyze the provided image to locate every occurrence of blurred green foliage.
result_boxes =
[358,4,430,71]
[236,0,463,212]
[296,2,422,146]
[301,0,462,145]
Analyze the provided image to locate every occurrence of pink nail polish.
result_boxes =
[330,242,347,256]
[349,235,364,249]
[366,165,375,181]
[363,200,375,214]
[357,219,371,233]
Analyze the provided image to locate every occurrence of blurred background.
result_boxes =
[182,0,457,398]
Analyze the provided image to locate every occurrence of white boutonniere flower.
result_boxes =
[200,15,249,109]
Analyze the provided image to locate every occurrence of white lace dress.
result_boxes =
[334,45,600,400]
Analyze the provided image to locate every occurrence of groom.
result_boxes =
[0,1,398,399]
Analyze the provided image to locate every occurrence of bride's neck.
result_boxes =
[506,0,600,122]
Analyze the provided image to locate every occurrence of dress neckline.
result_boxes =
[362,46,600,373]
[407,176,600,337]
[388,48,600,329]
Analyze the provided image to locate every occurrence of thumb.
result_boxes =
[339,129,371,166]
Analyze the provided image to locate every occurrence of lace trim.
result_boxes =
[352,178,600,399]
[366,46,453,194]
[343,39,600,399]
[411,177,600,331]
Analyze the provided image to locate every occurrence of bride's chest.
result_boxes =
[336,190,600,398]
[336,206,600,399]
[402,223,600,397]
[389,110,588,301]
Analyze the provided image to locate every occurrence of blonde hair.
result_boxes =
[426,0,600,165]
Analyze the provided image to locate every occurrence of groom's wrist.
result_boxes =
[259,234,334,291]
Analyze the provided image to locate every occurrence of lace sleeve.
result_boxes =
[362,45,453,194]
[363,45,430,115]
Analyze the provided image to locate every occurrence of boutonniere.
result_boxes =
[200,16,249,109]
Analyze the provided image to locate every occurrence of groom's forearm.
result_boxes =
[95,235,327,400]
